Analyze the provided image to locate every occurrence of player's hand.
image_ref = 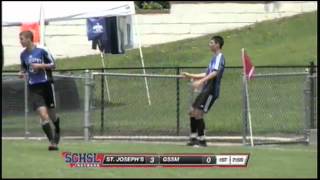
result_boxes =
[192,79,204,90]
[181,72,192,80]
[18,71,25,79]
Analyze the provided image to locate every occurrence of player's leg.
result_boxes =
[187,92,207,146]
[48,108,60,144]
[37,106,57,150]
[31,83,58,150]
[193,108,207,147]
[46,82,60,145]
[190,91,215,147]
[197,94,218,147]
[187,109,198,146]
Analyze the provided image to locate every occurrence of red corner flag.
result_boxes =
[242,48,255,80]
[20,23,40,43]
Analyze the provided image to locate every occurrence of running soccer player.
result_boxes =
[19,30,60,151]
[182,35,225,147]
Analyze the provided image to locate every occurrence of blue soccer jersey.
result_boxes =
[20,46,55,85]
[203,52,225,96]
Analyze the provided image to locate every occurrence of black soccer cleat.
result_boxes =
[198,140,208,147]
[48,145,59,151]
[53,118,60,144]
[187,138,199,146]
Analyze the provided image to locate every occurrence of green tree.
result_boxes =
[135,1,170,10]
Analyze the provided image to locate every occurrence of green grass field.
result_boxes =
[2,11,317,178]
[2,140,317,178]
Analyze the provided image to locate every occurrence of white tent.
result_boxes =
[2,1,135,26]
[2,1,151,105]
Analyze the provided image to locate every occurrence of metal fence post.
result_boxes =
[24,76,29,139]
[303,62,317,143]
[308,62,315,129]
[303,74,311,142]
[176,67,180,136]
[84,70,92,141]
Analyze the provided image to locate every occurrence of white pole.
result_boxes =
[100,53,111,101]
[242,48,254,147]
[39,3,45,47]
[245,78,254,147]
[84,70,92,141]
[24,76,30,138]
[133,14,151,105]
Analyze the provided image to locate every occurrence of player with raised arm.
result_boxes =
[19,30,60,151]
[182,35,225,147]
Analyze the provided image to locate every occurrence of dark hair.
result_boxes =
[211,35,224,49]
[19,30,34,42]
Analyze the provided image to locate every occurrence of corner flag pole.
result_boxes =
[242,48,254,147]
[134,14,151,105]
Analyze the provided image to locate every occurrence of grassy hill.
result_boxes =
[2,11,317,139]
[3,11,317,71]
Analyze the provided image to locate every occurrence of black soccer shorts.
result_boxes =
[28,82,56,111]
[192,89,218,113]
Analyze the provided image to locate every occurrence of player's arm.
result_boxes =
[181,72,206,80]
[193,54,225,88]
[31,63,55,70]
[192,71,218,89]
[19,69,26,79]
[201,71,218,82]
[19,56,26,79]
[32,47,56,71]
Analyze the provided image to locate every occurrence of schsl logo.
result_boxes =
[62,152,103,168]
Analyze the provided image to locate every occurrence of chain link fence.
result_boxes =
[2,71,86,137]
[91,68,184,136]
[242,66,317,145]
[88,67,244,139]
[2,65,317,144]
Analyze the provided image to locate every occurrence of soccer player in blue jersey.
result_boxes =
[182,35,225,147]
[19,30,60,151]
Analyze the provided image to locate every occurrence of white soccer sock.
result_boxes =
[198,136,206,141]
[190,133,197,138]
[41,119,50,125]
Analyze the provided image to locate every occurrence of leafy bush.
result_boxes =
[135,1,170,10]
[142,1,163,9]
